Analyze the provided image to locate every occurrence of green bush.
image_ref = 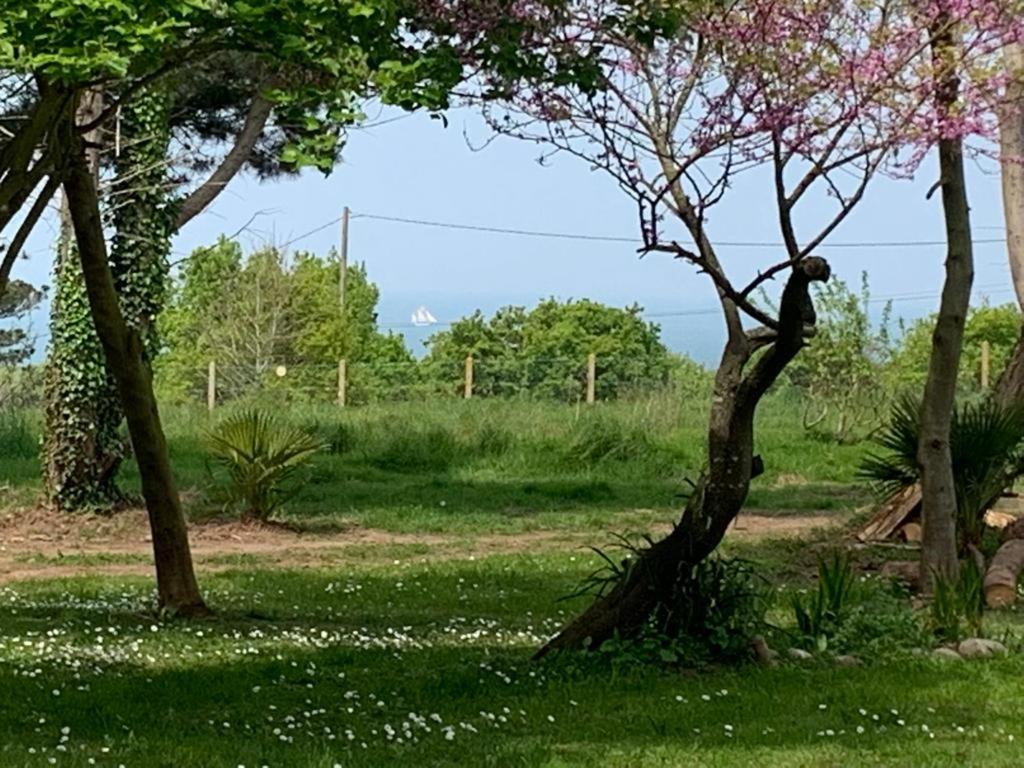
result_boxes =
[829,583,927,656]
[576,542,771,666]
[930,559,985,641]
[206,410,324,520]
[860,394,1024,550]
[791,552,857,651]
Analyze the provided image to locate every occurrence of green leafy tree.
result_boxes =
[157,243,414,404]
[0,279,42,366]
[890,304,1022,394]
[424,299,673,401]
[0,0,609,614]
[785,274,894,442]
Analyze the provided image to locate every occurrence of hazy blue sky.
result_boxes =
[12,107,1015,364]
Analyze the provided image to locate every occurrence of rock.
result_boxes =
[932,647,963,661]
[957,638,1008,659]
[835,655,863,667]
[751,635,779,666]
[788,648,813,661]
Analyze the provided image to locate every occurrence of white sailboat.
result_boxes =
[411,306,437,327]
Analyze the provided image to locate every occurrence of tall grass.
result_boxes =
[2,388,873,521]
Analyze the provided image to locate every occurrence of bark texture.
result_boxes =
[918,26,974,589]
[996,43,1024,406]
[59,100,208,616]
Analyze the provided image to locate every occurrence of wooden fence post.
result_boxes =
[207,360,216,414]
[337,358,347,407]
[981,340,991,390]
[464,355,474,399]
[586,352,596,404]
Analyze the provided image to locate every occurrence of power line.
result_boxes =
[352,210,1007,250]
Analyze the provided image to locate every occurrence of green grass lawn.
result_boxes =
[1,547,1023,767]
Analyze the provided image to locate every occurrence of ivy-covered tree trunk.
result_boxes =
[43,88,173,510]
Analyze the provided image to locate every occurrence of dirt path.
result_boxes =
[0,507,844,584]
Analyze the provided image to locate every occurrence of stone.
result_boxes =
[788,648,813,661]
[751,635,779,666]
[835,655,863,667]
[932,647,963,661]
[957,638,1008,659]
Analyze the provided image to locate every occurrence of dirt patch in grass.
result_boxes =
[0,505,846,584]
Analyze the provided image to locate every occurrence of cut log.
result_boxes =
[984,510,1018,530]
[984,539,1024,608]
[901,522,922,543]
[857,484,921,542]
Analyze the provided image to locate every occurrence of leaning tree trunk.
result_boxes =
[59,102,208,616]
[535,258,831,658]
[996,42,1024,406]
[918,22,975,591]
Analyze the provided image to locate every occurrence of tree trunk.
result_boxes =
[918,24,975,590]
[535,258,830,658]
[918,136,972,588]
[60,105,208,616]
[996,43,1024,406]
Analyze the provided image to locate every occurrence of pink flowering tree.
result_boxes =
[472,0,1024,654]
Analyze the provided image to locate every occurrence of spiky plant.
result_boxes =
[206,410,324,521]
[859,394,1024,548]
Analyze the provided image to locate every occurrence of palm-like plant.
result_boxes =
[859,394,1024,548]
[206,410,324,521]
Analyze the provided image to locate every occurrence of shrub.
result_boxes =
[573,539,771,666]
[930,558,985,641]
[829,582,927,656]
[206,410,324,520]
[860,395,1024,549]
[791,552,857,651]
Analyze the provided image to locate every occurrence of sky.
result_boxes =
[10,107,1016,366]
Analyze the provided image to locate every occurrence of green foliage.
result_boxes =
[593,555,771,667]
[206,410,324,520]
[889,303,1021,393]
[930,559,986,641]
[423,299,678,401]
[829,583,928,657]
[0,280,43,366]
[786,274,893,442]
[42,237,126,511]
[157,243,415,404]
[0,410,36,459]
[859,394,1024,549]
[791,552,857,651]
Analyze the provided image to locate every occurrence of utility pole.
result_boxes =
[339,206,350,311]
